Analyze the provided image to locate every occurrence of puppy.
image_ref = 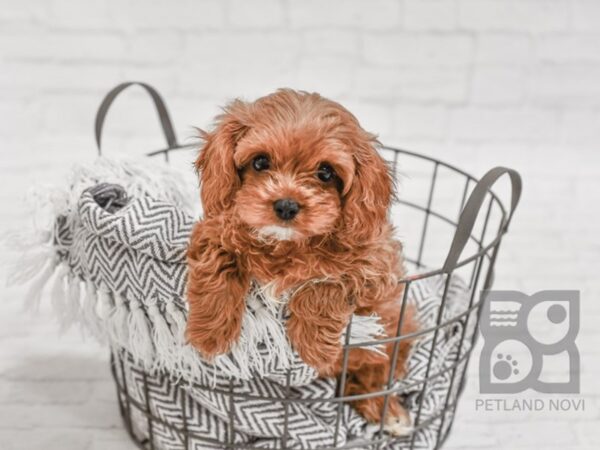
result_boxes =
[186,89,418,435]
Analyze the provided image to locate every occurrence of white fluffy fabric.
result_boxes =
[5,157,387,383]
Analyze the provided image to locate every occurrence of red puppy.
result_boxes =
[186,89,418,435]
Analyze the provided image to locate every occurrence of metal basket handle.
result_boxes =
[95,81,179,156]
[442,167,522,273]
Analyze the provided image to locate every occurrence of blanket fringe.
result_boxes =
[23,256,58,313]
[247,294,292,370]
[97,287,115,323]
[6,248,54,287]
[50,263,70,330]
[64,274,82,330]
[110,293,129,347]
[345,315,387,356]
[165,301,187,343]
[11,257,389,383]
[82,280,105,342]
[127,296,154,369]
[147,298,176,371]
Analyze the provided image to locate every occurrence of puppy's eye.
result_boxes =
[317,163,334,182]
[252,155,270,171]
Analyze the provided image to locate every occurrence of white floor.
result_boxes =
[1,144,599,449]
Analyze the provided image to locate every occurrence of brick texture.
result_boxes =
[1,0,598,449]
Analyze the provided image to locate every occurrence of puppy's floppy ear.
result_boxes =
[196,100,250,217]
[341,133,393,242]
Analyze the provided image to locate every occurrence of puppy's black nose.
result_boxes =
[273,198,299,221]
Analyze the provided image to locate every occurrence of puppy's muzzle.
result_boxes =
[273,198,299,221]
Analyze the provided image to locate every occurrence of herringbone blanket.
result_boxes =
[11,158,476,450]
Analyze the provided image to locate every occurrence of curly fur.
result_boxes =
[186,89,418,428]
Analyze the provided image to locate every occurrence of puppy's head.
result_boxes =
[196,89,392,243]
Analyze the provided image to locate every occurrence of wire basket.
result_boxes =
[98,83,522,450]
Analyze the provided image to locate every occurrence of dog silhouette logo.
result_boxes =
[479,290,580,394]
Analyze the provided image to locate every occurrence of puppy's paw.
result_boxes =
[383,409,413,437]
[186,318,241,360]
[286,282,353,375]
[351,395,413,437]
[297,340,342,376]
[286,315,342,375]
[187,334,230,360]
[186,238,248,361]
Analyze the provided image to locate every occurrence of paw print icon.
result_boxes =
[479,290,579,394]
[494,353,520,380]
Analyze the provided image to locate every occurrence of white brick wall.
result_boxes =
[1,0,599,449]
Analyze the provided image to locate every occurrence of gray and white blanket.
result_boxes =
[10,158,476,450]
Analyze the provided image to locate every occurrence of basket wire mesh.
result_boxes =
[97,82,521,450]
